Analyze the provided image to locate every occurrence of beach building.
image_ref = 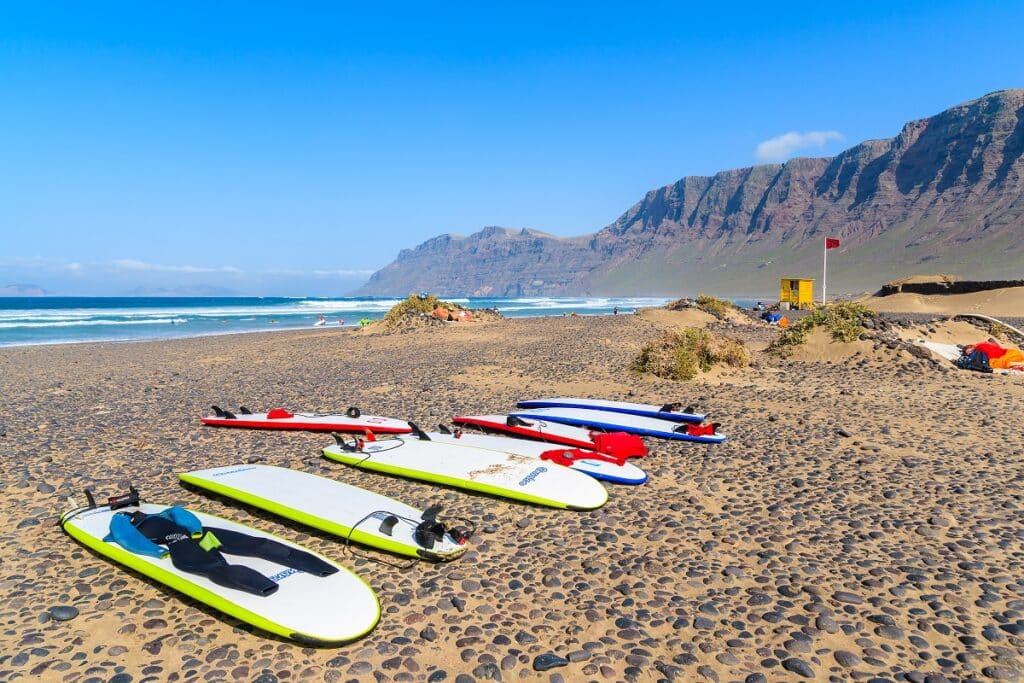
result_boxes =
[779,277,815,309]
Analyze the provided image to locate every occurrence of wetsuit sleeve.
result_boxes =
[204,527,338,577]
[163,506,204,535]
[104,513,168,558]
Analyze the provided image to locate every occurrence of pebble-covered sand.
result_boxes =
[1,311,1022,683]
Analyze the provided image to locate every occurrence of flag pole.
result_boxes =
[822,240,827,305]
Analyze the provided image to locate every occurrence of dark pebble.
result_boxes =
[48,606,79,622]
[834,651,860,667]
[782,658,815,678]
[471,662,500,681]
[696,665,718,681]
[427,672,447,683]
[832,591,863,604]
[745,675,767,683]
[532,654,568,672]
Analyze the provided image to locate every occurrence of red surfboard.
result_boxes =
[202,406,413,434]
[451,414,647,458]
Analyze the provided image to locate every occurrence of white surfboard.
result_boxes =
[920,341,962,362]
[511,407,726,443]
[61,501,379,644]
[403,430,647,485]
[180,465,469,561]
[451,414,648,457]
[202,406,412,434]
[517,397,706,423]
[322,438,608,510]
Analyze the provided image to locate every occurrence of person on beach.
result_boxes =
[961,341,1024,370]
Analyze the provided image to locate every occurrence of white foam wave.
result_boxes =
[0,318,190,329]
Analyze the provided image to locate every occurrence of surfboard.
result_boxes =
[201,406,412,434]
[404,429,647,485]
[322,438,608,510]
[179,465,469,561]
[510,407,726,443]
[60,499,379,644]
[516,397,706,423]
[451,414,648,458]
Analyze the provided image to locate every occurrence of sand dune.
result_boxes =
[863,285,1024,316]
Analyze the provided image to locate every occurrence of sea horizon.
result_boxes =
[0,294,766,348]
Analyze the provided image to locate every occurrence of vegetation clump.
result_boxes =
[382,294,457,326]
[769,302,876,355]
[376,294,503,332]
[665,294,736,319]
[988,321,1010,341]
[695,294,736,319]
[632,327,750,381]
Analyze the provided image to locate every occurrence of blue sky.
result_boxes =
[1,1,1021,295]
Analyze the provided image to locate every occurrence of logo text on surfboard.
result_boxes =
[518,467,547,486]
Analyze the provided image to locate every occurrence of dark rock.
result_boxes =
[48,606,79,622]
[832,591,863,604]
[834,651,860,667]
[532,653,568,672]
[696,665,718,681]
[471,662,501,681]
[782,658,815,678]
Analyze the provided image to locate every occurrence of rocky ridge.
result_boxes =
[359,89,1024,296]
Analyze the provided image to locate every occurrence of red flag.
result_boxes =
[825,237,840,249]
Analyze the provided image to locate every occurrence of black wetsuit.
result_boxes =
[126,510,337,596]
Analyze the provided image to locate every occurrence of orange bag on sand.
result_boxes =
[778,317,789,328]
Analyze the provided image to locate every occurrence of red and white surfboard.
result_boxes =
[451,414,647,458]
[202,406,413,434]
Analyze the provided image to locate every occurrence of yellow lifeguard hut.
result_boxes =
[779,277,815,310]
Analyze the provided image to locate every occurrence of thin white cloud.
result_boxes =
[755,130,844,162]
[110,259,243,274]
[311,269,376,278]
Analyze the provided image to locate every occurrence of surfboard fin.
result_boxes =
[506,415,532,427]
[407,422,431,441]
[378,515,399,536]
[211,405,225,417]
[239,406,252,414]
[332,433,360,452]
[437,423,452,435]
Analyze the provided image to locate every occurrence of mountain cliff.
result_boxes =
[358,90,1024,296]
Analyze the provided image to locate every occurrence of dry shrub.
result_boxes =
[695,294,736,319]
[633,327,750,380]
[768,302,875,355]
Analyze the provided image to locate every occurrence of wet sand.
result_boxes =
[1,312,1022,682]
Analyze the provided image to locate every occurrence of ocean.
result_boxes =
[0,295,709,347]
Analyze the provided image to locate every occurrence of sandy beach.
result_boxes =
[2,309,1023,682]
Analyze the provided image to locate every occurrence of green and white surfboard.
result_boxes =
[179,465,469,561]
[322,438,608,510]
[60,501,380,644]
